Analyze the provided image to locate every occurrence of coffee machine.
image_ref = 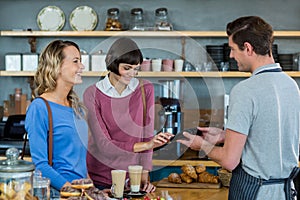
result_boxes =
[154,97,184,159]
[159,97,182,135]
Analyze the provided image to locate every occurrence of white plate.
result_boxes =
[69,6,98,31]
[37,6,65,31]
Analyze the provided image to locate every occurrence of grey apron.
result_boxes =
[228,163,299,200]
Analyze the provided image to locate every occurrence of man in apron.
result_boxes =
[178,16,300,200]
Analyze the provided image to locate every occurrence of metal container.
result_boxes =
[0,148,35,199]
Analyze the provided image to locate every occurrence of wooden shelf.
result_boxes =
[0,31,226,37]
[1,30,300,38]
[1,71,299,78]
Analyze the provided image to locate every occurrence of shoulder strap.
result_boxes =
[37,97,53,166]
[140,79,146,126]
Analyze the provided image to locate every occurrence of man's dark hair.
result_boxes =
[226,16,274,56]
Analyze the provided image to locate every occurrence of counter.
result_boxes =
[133,187,228,200]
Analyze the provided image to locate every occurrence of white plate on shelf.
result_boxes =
[37,6,65,31]
[69,6,98,31]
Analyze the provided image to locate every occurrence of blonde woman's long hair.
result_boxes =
[33,40,86,119]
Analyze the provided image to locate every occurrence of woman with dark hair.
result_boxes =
[25,40,89,198]
[84,37,173,193]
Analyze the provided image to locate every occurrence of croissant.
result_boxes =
[168,173,182,184]
[195,164,206,174]
[181,164,198,179]
[180,173,193,184]
[198,171,219,184]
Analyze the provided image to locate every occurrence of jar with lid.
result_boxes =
[0,148,35,199]
[105,8,122,31]
[130,8,144,31]
[155,7,173,31]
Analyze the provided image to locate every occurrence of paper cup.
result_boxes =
[151,59,162,72]
[174,59,184,72]
[141,59,151,71]
[162,59,174,71]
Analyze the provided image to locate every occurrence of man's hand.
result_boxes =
[199,127,225,144]
[176,131,203,151]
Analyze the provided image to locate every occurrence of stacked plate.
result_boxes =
[223,43,238,71]
[37,5,98,31]
[278,54,293,71]
[223,43,280,71]
[272,44,279,63]
[206,45,224,70]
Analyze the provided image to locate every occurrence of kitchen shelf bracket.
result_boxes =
[28,36,37,53]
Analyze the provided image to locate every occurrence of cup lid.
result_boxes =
[0,148,35,172]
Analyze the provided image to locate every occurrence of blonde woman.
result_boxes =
[25,40,88,198]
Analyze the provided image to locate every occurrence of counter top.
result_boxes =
[152,159,220,167]
[135,187,228,200]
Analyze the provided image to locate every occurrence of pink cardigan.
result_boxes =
[83,79,154,187]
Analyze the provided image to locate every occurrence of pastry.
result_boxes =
[198,171,219,184]
[195,164,206,174]
[13,182,32,200]
[60,186,81,197]
[0,182,17,199]
[84,187,108,200]
[167,173,182,184]
[180,173,193,184]
[181,164,198,179]
[71,178,94,189]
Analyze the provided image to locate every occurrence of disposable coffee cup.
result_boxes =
[151,59,162,72]
[174,59,184,72]
[162,59,174,71]
[111,170,126,198]
[128,165,143,193]
[141,59,151,71]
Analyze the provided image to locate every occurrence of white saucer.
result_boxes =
[37,6,65,31]
[69,6,98,31]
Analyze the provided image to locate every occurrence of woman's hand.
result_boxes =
[133,132,174,152]
[141,181,156,193]
[151,132,174,149]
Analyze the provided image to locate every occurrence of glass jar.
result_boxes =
[0,148,35,199]
[130,8,144,31]
[105,8,122,31]
[155,7,173,31]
